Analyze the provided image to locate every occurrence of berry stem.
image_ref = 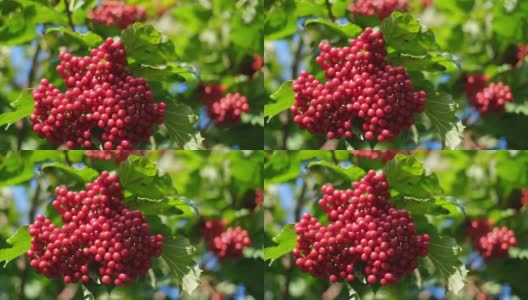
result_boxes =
[324,0,336,22]
[63,0,75,31]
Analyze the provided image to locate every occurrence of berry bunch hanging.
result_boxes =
[291,28,426,142]
[85,150,134,163]
[471,82,513,114]
[201,219,252,259]
[353,150,400,163]
[522,188,528,208]
[199,85,250,125]
[27,172,163,285]
[293,170,429,285]
[88,1,146,30]
[517,44,528,63]
[208,93,250,125]
[31,38,166,149]
[466,218,517,260]
[199,84,227,106]
[348,0,408,20]
[463,74,489,103]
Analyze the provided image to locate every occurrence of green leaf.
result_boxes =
[392,195,464,218]
[307,160,366,182]
[161,236,201,295]
[380,12,439,55]
[129,63,200,85]
[384,154,443,198]
[265,81,294,120]
[40,163,99,183]
[80,284,95,300]
[45,27,103,48]
[346,283,360,300]
[424,92,464,150]
[0,226,31,267]
[0,90,34,128]
[508,247,528,260]
[0,151,34,187]
[427,235,467,294]
[121,23,176,65]
[304,18,362,39]
[264,224,296,264]
[124,197,198,217]
[164,102,203,150]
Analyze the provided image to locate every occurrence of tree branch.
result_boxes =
[281,36,305,150]
[17,41,42,150]
[282,179,308,300]
[325,0,336,22]
[18,182,42,300]
[63,0,75,31]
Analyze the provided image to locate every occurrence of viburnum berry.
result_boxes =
[348,0,408,20]
[199,84,227,106]
[463,74,489,103]
[291,28,426,142]
[30,38,165,149]
[207,93,250,125]
[27,172,163,285]
[517,44,528,63]
[293,170,429,285]
[201,219,252,259]
[471,82,513,114]
[88,1,146,30]
[254,189,264,208]
[521,188,528,208]
[85,150,134,163]
[475,227,517,260]
[466,218,493,249]
[353,150,400,163]
[252,55,264,73]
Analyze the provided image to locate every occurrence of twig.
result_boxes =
[325,0,336,22]
[17,41,42,150]
[63,0,75,31]
[18,182,42,300]
[331,151,338,164]
[281,36,305,149]
[282,180,308,300]
[64,151,72,166]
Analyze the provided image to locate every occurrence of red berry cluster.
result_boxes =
[201,219,252,259]
[353,150,400,163]
[517,44,528,63]
[422,0,433,8]
[199,84,227,106]
[207,93,250,125]
[254,189,264,208]
[88,1,146,30]
[27,172,163,285]
[293,171,429,285]
[348,0,408,20]
[252,55,264,73]
[522,188,528,208]
[471,82,513,114]
[85,150,134,163]
[466,219,517,260]
[291,28,426,141]
[31,38,166,149]
[463,74,489,103]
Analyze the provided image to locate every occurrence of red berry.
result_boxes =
[292,171,429,285]
[291,28,425,141]
[27,173,163,285]
[88,1,146,29]
[349,0,408,20]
